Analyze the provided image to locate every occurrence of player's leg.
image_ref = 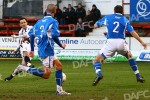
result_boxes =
[5,44,34,81]
[6,56,52,80]
[92,39,115,86]
[22,42,34,68]
[4,45,25,81]
[4,64,22,81]
[4,56,29,81]
[92,54,105,86]
[120,41,145,83]
[54,57,71,95]
[23,51,34,68]
[25,56,52,79]
[124,52,145,83]
[4,57,31,81]
[54,58,63,90]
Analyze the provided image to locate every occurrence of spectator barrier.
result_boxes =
[0,37,150,61]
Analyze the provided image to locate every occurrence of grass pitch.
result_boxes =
[0,60,150,100]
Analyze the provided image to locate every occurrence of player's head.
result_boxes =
[114,5,123,14]
[19,18,28,29]
[46,4,57,16]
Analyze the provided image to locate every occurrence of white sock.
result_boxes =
[12,65,21,76]
[27,62,31,67]
[12,65,30,76]
[57,85,63,92]
[20,65,30,71]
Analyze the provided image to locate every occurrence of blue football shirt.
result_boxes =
[96,13,134,39]
[29,14,60,59]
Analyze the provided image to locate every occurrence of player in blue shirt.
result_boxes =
[13,4,71,95]
[92,5,147,86]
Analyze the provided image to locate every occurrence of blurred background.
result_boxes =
[0,0,150,61]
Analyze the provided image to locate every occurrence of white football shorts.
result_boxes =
[99,39,129,58]
[20,41,31,57]
[41,56,58,68]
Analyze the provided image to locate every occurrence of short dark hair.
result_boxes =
[114,5,123,14]
[19,17,27,22]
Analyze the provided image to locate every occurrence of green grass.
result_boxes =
[0,60,150,100]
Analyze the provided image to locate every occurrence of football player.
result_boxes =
[5,18,34,81]
[92,5,147,86]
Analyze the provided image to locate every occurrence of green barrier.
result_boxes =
[32,55,39,60]
[32,55,138,61]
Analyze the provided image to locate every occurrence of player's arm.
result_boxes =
[12,26,32,38]
[53,37,66,49]
[12,30,22,53]
[11,34,27,38]
[28,27,35,57]
[13,46,20,54]
[11,33,28,38]
[126,22,147,49]
[94,17,106,28]
[51,20,65,49]
[130,31,147,49]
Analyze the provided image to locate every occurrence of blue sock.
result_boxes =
[27,68,44,77]
[93,62,102,77]
[55,70,62,86]
[128,58,140,78]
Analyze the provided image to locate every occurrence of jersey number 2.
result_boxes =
[113,22,119,33]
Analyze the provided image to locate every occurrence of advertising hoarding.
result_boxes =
[130,0,150,22]
[0,37,149,61]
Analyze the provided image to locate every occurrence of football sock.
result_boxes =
[94,62,102,77]
[12,71,22,77]
[24,56,32,67]
[27,68,44,77]
[12,65,44,78]
[56,70,63,86]
[12,65,24,76]
[128,58,140,78]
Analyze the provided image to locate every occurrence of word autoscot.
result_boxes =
[60,39,106,44]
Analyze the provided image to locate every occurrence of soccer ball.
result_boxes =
[62,73,67,81]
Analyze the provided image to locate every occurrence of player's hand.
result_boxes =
[11,35,17,38]
[61,43,66,49]
[29,51,34,57]
[94,24,98,29]
[142,43,147,50]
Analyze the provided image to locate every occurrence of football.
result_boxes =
[62,72,67,81]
